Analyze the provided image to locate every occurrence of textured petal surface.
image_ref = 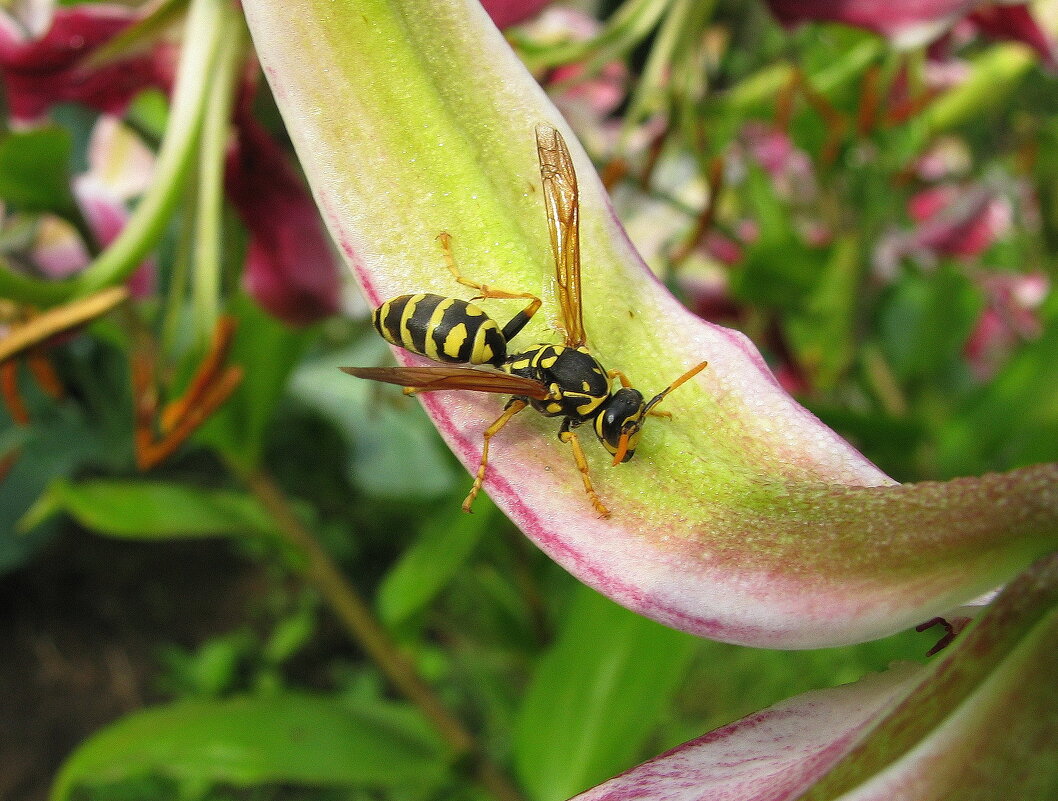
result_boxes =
[242,0,1058,647]
[573,666,923,801]
[574,553,1058,801]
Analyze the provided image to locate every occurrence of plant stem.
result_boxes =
[193,14,244,340]
[241,466,525,801]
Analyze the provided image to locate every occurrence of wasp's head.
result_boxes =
[594,361,709,466]
[594,388,647,465]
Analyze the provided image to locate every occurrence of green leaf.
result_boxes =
[877,265,984,384]
[199,293,315,472]
[0,127,80,218]
[514,584,699,801]
[50,693,448,800]
[0,403,105,574]
[376,501,492,628]
[289,337,460,500]
[731,166,821,308]
[783,235,862,390]
[940,305,1058,474]
[23,478,282,541]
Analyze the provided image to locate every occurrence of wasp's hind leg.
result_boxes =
[558,420,611,518]
[463,398,528,513]
[437,232,541,341]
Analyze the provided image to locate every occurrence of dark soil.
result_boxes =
[0,533,267,801]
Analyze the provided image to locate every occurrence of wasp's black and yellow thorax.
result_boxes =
[504,344,610,421]
[373,293,508,367]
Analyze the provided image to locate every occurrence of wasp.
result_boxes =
[343,124,707,517]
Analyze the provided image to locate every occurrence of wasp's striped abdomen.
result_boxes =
[373,293,508,367]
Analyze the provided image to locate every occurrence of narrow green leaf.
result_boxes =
[783,235,861,390]
[376,501,492,628]
[919,44,1036,138]
[0,403,105,573]
[50,693,448,800]
[23,478,281,541]
[515,584,699,801]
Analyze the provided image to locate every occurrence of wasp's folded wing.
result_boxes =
[341,366,551,399]
[535,124,585,348]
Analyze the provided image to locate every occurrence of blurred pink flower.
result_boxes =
[875,184,1012,276]
[702,230,744,266]
[907,185,1012,257]
[765,0,1056,59]
[733,123,816,202]
[964,271,1049,378]
[0,4,174,123]
[677,260,743,325]
[226,96,342,326]
[516,7,632,156]
[968,4,1058,68]
[551,58,628,120]
[29,116,156,295]
[479,0,552,29]
[913,136,973,182]
[767,0,983,47]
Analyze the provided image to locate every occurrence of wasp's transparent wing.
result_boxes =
[535,124,585,348]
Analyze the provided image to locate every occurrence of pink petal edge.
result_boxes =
[573,664,923,801]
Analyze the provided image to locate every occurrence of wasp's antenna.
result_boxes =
[644,361,708,413]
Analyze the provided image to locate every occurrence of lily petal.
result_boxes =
[574,552,1058,800]
[242,0,1058,647]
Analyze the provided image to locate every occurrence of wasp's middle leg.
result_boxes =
[463,398,528,513]
[559,420,611,518]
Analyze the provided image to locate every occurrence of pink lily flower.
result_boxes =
[907,184,1013,258]
[765,0,1057,58]
[27,115,156,295]
[875,183,1012,276]
[0,3,174,123]
[479,0,553,29]
[964,271,1049,379]
[225,93,342,325]
[0,2,342,325]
